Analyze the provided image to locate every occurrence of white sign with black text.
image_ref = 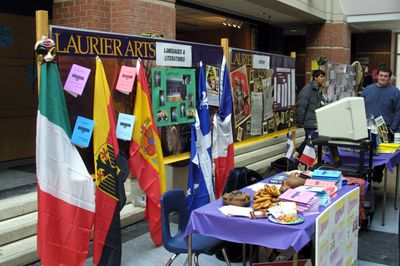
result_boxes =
[252,55,270,69]
[156,42,192,67]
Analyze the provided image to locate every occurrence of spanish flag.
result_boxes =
[93,57,129,265]
[128,60,166,246]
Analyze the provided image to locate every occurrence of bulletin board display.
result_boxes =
[50,25,298,164]
[50,25,224,166]
[324,63,356,104]
[229,48,296,141]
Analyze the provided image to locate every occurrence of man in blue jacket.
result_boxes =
[362,66,400,187]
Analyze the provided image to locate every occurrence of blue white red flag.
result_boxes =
[299,139,316,167]
[285,130,295,162]
[187,62,215,213]
[212,57,235,198]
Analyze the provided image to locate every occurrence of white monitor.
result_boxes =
[315,97,368,140]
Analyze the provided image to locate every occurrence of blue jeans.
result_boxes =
[305,128,318,140]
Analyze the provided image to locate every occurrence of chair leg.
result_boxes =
[194,254,200,266]
[221,248,231,266]
[165,253,179,266]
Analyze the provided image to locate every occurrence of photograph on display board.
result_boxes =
[152,68,196,127]
[206,65,220,106]
[230,65,251,127]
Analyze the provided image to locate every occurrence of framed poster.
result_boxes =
[230,65,251,127]
[152,68,196,127]
[206,65,220,106]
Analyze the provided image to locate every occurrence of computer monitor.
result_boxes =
[315,97,368,140]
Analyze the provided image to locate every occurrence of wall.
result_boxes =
[352,32,393,72]
[0,13,37,162]
[305,22,351,81]
[53,0,176,39]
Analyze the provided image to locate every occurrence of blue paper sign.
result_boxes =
[71,116,95,148]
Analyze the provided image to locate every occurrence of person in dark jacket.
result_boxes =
[296,70,326,141]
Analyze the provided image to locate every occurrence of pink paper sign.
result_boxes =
[64,64,91,97]
[116,66,136,94]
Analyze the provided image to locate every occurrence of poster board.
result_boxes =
[152,68,196,127]
[315,187,360,266]
[325,63,356,104]
[229,48,296,140]
[50,25,224,164]
[50,26,298,164]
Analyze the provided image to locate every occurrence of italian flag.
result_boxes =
[36,63,95,266]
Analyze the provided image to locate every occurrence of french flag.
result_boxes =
[212,56,235,198]
[299,139,316,167]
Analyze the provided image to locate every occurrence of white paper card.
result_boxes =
[116,113,135,141]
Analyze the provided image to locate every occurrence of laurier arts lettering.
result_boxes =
[231,52,252,66]
[55,32,156,58]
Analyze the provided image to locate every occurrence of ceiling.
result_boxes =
[176,0,400,34]
[176,0,324,34]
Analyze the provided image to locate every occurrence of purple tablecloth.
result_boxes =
[324,148,400,173]
[184,180,358,252]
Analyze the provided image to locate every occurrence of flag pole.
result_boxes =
[35,10,48,95]
[287,119,291,172]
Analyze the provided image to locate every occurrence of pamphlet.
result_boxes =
[116,66,136,94]
[71,116,95,148]
[116,113,135,141]
[64,64,91,97]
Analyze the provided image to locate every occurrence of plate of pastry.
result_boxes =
[268,214,304,225]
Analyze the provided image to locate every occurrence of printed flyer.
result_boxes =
[206,65,220,107]
[230,65,251,128]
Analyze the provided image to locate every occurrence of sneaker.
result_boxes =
[372,181,381,190]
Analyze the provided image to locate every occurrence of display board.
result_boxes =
[230,48,296,140]
[50,26,297,167]
[315,187,360,266]
[324,63,356,103]
[51,26,224,170]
